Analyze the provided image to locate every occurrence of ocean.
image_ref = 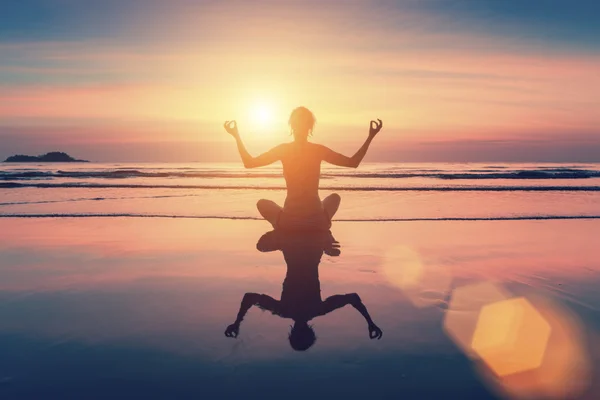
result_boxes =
[2,162,600,221]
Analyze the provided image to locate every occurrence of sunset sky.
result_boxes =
[1,0,599,162]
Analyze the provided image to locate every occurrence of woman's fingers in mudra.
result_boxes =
[223,120,238,136]
[369,119,383,136]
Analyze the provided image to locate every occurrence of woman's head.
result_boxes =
[289,106,316,141]
[289,321,316,351]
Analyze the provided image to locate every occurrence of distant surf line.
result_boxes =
[1,168,600,180]
[1,182,600,191]
[0,193,200,206]
[2,213,600,222]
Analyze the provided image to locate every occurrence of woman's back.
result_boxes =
[280,142,323,216]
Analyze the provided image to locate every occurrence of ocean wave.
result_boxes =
[0,193,198,206]
[1,213,599,221]
[1,182,599,191]
[1,168,600,181]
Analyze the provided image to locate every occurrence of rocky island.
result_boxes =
[4,152,89,163]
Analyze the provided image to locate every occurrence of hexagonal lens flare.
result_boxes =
[443,282,512,357]
[444,283,591,399]
[471,297,551,377]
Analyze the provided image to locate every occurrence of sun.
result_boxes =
[249,101,275,130]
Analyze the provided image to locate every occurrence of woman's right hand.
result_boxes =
[224,120,239,138]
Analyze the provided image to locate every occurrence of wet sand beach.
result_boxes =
[1,217,599,399]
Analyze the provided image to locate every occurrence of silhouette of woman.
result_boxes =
[224,107,383,230]
[224,230,383,351]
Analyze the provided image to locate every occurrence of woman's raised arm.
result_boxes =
[223,120,285,168]
[320,119,383,168]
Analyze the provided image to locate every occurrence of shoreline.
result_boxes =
[1,213,600,221]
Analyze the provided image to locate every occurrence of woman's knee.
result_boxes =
[323,193,341,220]
[256,199,270,211]
[324,193,341,207]
[257,199,281,217]
[330,193,341,205]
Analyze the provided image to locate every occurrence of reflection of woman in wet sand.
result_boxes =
[224,230,383,351]
[224,107,383,230]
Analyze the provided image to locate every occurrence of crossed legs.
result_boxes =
[256,193,341,229]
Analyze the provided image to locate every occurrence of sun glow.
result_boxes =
[249,101,275,130]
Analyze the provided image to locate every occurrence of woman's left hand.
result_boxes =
[224,120,239,138]
[369,119,383,138]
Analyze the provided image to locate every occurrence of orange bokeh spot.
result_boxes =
[445,284,592,399]
[480,296,592,400]
[471,297,551,377]
[443,282,511,357]
[382,245,451,308]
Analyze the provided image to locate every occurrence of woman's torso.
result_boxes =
[280,142,323,217]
